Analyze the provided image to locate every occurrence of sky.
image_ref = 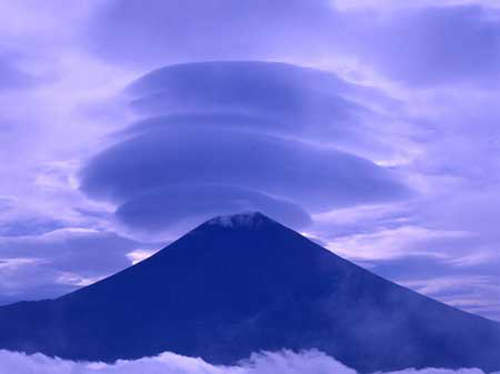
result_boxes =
[0,0,499,322]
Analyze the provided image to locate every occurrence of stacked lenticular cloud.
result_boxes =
[80,61,409,235]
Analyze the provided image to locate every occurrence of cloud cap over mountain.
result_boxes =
[80,61,410,235]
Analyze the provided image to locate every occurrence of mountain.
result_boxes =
[0,212,499,372]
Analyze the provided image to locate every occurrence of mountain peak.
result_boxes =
[205,211,274,229]
[1,212,499,373]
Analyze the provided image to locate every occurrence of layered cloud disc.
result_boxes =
[80,61,410,234]
[126,61,390,149]
[115,184,312,232]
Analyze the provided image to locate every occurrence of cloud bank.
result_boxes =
[0,349,494,374]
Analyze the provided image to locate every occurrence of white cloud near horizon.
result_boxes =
[0,349,495,374]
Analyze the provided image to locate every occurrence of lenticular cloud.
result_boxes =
[79,61,410,236]
[0,349,494,374]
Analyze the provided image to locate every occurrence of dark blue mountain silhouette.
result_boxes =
[0,212,499,372]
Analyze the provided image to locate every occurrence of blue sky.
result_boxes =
[0,0,499,321]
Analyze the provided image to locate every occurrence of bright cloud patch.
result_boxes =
[0,349,495,374]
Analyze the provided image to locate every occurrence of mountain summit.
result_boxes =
[0,213,499,372]
[206,211,274,227]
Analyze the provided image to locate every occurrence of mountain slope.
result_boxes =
[0,212,499,372]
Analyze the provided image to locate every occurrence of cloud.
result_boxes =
[87,0,338,67]
[116,184,311,234]
[334,0,500,10]
[311,198,500,321]
[344,5,500,86]
[125,249,156,265]
[123,61,410,162]
[399,276,500,321]
[127,61,362,121]
[87,0,500,88]
[82,126,406,209]
[0,229,160,303]
[0,216,64,237]
[79,61,410,235]
[325,225,474,261]
[0,54,37,90]
[0,349,493,374]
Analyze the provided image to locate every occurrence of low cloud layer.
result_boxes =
[0,349,494,374]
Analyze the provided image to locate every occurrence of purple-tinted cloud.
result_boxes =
[0,348,492,374]
[82,125,408,208]
[80,62,410,235]
[343,5,500,86]
[87,0,338,67]
[0,55,37,90]
[88,1,500,86]
[116,184,311,233]
[0,228,160,304]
